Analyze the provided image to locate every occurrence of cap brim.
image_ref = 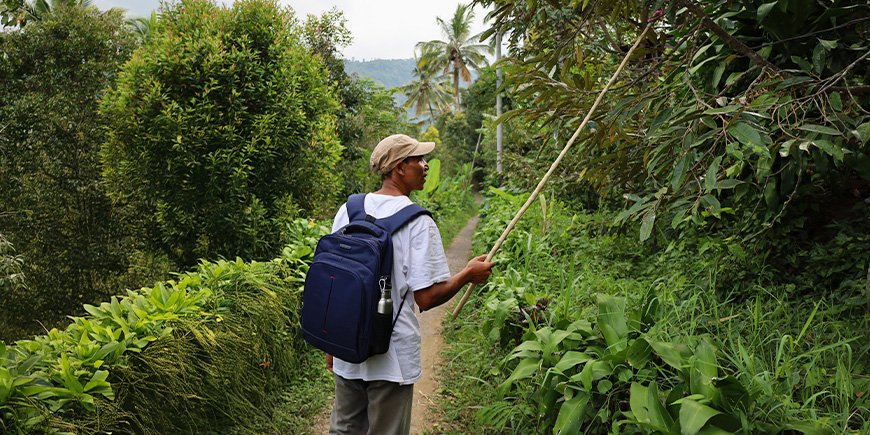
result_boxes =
[409,141,435,157]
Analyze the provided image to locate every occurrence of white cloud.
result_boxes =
[91,0,492,60]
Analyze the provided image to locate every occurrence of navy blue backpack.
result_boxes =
[301,194,431,363]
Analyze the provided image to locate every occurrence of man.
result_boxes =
[327,133,495,435]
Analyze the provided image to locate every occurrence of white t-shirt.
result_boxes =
[330,193,451,385]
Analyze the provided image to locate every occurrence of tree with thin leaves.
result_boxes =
[416,3,491,110]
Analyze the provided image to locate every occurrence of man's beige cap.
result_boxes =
[370,134,435,175]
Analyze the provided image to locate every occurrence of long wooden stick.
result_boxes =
[451,24,652,318]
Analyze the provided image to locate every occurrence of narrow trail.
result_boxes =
[411,215,478,434]
[311,215,480,434]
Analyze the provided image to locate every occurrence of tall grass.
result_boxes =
[436,188,869,433]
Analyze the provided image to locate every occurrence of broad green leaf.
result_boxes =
[764,179,779,208]
[829,92,842,111]
[790,55,814,73]
[812,140,845,162]
[553,392,589,434]
[690,341,718,400]
[705,156,722,191]
[639,211,656,242]
[555,351,593,373]
[423,158,441,193]
[630,382,674,432]
[818,39,838,50]
[672,155,689,191]
[779,139,797,157]
[756,1,777,21]
[812,43,825,74]
[798,124,840,136]
[715,179,741,190]
[647,382,675,431]
[700,195,721,217]
[503,358,540,386]
[728,122,762,147]
[711,61,726,88]
[650,341,690,370]
[679,399,721,435]
[756,154,773,180]
[852,122,870,144]
[597,294,628,347]
[627,338,652,368]
[572,360,612,391]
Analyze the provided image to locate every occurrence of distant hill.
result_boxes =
[344,58,415,90]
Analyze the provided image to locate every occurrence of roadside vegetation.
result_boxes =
[1,0,867,433]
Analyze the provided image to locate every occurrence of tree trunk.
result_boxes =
[453,65,460,111]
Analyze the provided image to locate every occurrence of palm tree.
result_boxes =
[399,53,453,123]
[416,3,491,111]
[127,10,157,45]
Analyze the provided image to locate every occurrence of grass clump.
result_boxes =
[436,188,868,434]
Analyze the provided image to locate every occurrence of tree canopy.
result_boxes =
[475,0,869,242]
[417,3,492,110]
[100,0,343,267]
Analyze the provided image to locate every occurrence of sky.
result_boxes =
[92,1,492,60]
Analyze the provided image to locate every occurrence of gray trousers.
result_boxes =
[328,374,413,435]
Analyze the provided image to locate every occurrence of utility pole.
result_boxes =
[495,31,503,178]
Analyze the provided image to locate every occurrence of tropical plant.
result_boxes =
[0,219,332,433]
[399,53,454,122]
[126,10,156,44]
[474,0,870,244]
[416,3,491,110]
[100,0,342,268]
[439,191,868,433]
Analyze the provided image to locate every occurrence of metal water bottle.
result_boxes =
[377,276,393,316]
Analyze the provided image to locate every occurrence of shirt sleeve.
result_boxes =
[406,216,451,291]
[331,204,349,233]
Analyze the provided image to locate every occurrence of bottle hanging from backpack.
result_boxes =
[300,194,430,363]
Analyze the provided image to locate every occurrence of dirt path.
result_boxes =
[311,216,479,434]
[410,215,478,434]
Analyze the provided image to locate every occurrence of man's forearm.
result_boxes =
[414,268,472,312]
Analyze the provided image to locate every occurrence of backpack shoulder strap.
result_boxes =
[377,203,431,235]
[346,193,369,222]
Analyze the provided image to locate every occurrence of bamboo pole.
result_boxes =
[452,24,652,318]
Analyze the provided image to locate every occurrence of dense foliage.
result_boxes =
[438,191,868,434]
[0,219,330,433]
[474,0,869,243]
[100,0,343,268]
[0,5,137,339]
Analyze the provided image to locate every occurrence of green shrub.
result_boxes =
[0,219,330,433]
[439,190,868,434]
[0,4,137,340]
[100,0,342,268]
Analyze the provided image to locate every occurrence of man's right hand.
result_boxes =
[464,254,495,284]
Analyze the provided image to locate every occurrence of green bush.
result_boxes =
[439,190,868,434]
[100,0,342,268]
[0,5,137,339]
[0,219,330,434]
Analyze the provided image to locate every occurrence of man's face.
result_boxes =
[398,155,428,191]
